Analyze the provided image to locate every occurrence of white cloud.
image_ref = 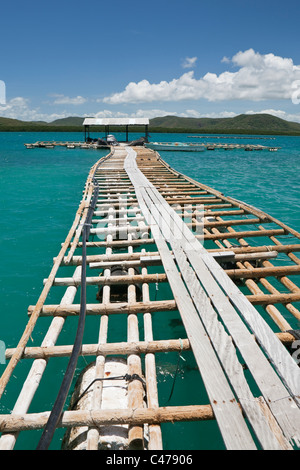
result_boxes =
[245,108,300,123]
[87,106,300,123]
[93,110,129,118]
[221,56,230,64]
[182,57,197,69]
[103,49,300,104]
[0,96,70,122]
[52,94,87,105]
[1,97,300,125]
[85,108,178,120]
[87,108,240,120]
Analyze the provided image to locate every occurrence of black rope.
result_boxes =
[36,169,100,450]
[287,329,300,341]
[71,374,146,410]
[36,224,88,450]
[165,340,185,405]
[85,179,99,241]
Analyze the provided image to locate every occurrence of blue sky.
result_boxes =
[1,0,300,122]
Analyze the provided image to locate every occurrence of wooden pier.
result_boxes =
[1,145,300,450]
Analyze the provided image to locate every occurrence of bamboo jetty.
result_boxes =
[1,144,300,450]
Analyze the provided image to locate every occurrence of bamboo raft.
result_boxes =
[24,141,109,149]
[1,145,300,450]
[24,141,280,151]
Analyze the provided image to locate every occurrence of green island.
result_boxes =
[1,113,300,135]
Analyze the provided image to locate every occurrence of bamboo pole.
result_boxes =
[80,238,156,248]
[0,266,82,450]
[225,264,300,279]
[86,208,113,450]
[214,222,296,330]
[236,260,292,332]
[159,152,300,241]
[247,292,300,305]
[48,273,167,287]
[0,405,215,433]
[127,234,145,450]
[188,217,261,228]
[197,228,285,240]
[60,251,160,265]
[141,248,163,450]
[5,339,191,360]
[0,185,92,399]
[207,244,300,254]
[65,182,95,264]
[27,300,177,317]
[67,250,160,262]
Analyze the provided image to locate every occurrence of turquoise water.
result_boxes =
[0,131,299,450]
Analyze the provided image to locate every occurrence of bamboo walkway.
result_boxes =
[1,145,300,450]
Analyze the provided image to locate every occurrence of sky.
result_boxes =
[1,0,300,122]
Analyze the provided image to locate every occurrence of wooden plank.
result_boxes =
[142,187,289,450]
[142,168,300,390]
[125,147,300,448]
[145,177,300,445]
[125,147,257,450]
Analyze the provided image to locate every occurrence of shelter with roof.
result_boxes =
[82,118,149,143]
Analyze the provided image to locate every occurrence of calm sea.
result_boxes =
[0,131,299,450]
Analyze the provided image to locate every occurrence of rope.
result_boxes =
[71,374,146,410]
[36,224,88,450]
[287,329,300,341]
[165,339,185,404]
[36,169,101,450]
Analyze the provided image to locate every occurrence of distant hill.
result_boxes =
[0,113,300,135]
[149,114,300,134]
[50,116,84,126]
[0,116,85,131]
[0,116,41,128]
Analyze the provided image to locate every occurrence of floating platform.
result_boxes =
[146,141,280,151]
[25,141,280,151]
[24,141,109,149]
[0,145,300,450]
